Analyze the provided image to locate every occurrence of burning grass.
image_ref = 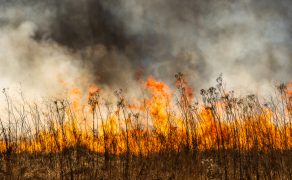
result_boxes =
[0,74,291,179]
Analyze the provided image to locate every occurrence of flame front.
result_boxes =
[0,77,291,155]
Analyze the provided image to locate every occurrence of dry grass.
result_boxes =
[0,74,291,179]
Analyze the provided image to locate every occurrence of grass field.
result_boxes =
[0,74,291,179]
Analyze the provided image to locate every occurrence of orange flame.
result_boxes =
[0,77,291,155]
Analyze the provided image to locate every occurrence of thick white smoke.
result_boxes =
[0,21,90,100]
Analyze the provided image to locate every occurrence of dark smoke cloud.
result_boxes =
[0,0,291,96]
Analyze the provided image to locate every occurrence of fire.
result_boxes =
[288,82,292,96]
[145,77,172,136]
[0,76,291,155]
[69,87,82,110]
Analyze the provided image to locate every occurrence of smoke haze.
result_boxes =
[0,0,291,98]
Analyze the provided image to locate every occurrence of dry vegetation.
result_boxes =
[0,74,291,179]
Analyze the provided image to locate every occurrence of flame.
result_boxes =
[287,82,292,96]
[145,77,172,136]
[0,77,291,155]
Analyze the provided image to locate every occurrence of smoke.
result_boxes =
[103,0,292,93]
[0,0,291,98]
[0,21,89,99]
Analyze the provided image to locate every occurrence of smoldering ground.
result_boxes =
[0,0,291,98]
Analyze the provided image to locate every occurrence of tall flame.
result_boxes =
[0,77,291,155]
